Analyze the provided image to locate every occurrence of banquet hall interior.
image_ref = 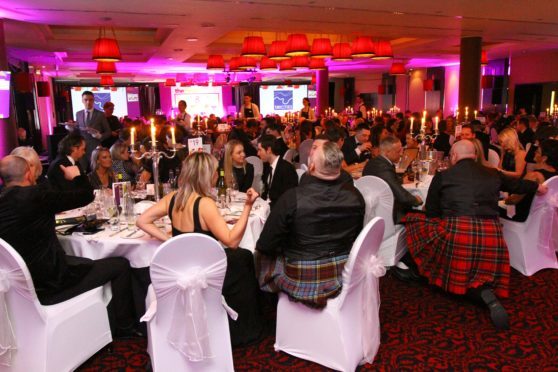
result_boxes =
[1,0,558,370]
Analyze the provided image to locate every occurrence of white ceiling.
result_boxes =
[2,0,558,82]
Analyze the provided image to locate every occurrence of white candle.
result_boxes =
[474,110,478,119]
[410,117,414,132]
[151,122,156,147]
[434,117,439,132]
[130,127,135,146]
[421,117,425,132]
[170,126,176,145]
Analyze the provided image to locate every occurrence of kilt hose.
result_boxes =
[402,212,510,298]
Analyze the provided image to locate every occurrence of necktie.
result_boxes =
[85,111,91,126]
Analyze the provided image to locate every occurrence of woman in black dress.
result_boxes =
[137,152,263,346]
[87,146,114,189]
[224,139,254,192]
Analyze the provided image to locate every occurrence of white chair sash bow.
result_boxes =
[141,258,237,362]
[536,193,558,254]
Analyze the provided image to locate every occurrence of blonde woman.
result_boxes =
[110,141,136,182]
[468,138,489,167]
[88,146,114,189]
[136,152,263,346]
[224,139,254,192]
[10,146,43,182]
[497,128,526,178]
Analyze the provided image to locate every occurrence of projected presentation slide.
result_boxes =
[0,71,11,119]
[172,86,224,117]
[259,84,308,116]
[70,87,129,119]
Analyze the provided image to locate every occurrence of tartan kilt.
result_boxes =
[402,212,510,298]
[255,252,348,309]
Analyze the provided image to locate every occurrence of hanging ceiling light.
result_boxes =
[268,40,289,60]
[351,36,375,58]
[100,75,115,86]
[92,27,122,62]
[423,77,434,91]
[373,40,393,59]
[481,50,488,66]
[331,42,353,61]
[309,58,326,70]
[228,57,243,72]
[285,34,310,56]
[310,38,333,58]
[241,36,266,57]
[96,61,117,75]
[292,55,310,69]
[389,62,407,75]
[206,55,225,70]
[279,59,294,71]
[165,78,176,87]
[259,57,278,71]
[238,56,257,70]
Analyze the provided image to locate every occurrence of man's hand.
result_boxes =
[60,165,81,181]
[358,142,372,152]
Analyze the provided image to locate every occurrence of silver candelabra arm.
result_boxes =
[129,144,177,201]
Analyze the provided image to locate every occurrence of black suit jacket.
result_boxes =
[261,158,298,208]
[0,177,94,301]
[341,135,370,165]
[475,131,490,161]
[75,109,111,171]
[47,155,85,191]
[362,155,422,223]
[433,132,451,156]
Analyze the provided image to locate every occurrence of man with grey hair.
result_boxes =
[255,139,365,308]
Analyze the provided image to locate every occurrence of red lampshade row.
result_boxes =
[165,78,176,87]
[238,56,257,70]
[207,55,225,70]
[229,57,243,72]
[268,40,289,60]
[241,36,266,57]
[92,37,122,62]
[481,50,488,66]
[285,34,310,56]
[351,36,375,58]
[309,58,326,70]
[96,61,117,75]
[378,84,386,95]
[481,75,494,89]
[331,43,352,61]
[279,59,294,71]
[389,62,406,75]
[259,57,278,71]
[373,40,393,59]
[310,38,333,58]
[423,78,434,91]
[292,55,310,69]
[100,75,115,86]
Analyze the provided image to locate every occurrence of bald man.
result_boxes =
[256,140,365,308]
[402,140,546,330]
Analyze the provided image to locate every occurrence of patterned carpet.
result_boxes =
[77,267,558,371]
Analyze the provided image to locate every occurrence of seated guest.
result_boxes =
[469,138,489,167]
[516,117,534,149]
[323,128,361,182]
[501,139,558,222]
[403,140,545,329]
[370,125,389,158]
[110,140,137,182]
[88,146,114,189]
[17,127,33,147]
[432,120,451,156]
[341,122,372,165]
[298,120,314,166]
[363,135,423,224]
[257,134,298,208]
[102,101,123,149]
[224,139,254,192]
[471,119,490,160]
[47,132,87,191]
[0,155,138,336]
[11,146,45,184]
[256,140,365,308]
[228,119,258,157]
[136,152,263,346]
[265,122,289,158]
[498,128,526,178]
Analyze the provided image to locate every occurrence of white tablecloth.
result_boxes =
[403,182,430,208]
[58,198,270,268]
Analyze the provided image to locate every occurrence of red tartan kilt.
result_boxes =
[403,212,510,298]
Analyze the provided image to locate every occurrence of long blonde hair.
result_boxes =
[174,152,218,212]
[224,140,245,187]
[498,127,524,153]
[468,138,487,166]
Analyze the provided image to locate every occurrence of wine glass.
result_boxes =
[411,160,420,186]
[230,179,239,203]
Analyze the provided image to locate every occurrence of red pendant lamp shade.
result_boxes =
[96,61,117,75]
[92,28,122,62]
[241,36,266,57]
[331,43,352,61]
[165,78,176,87]
[259,57,277,71]
[285,34,310,56]
[268,41,289,60]
[481,75,494,89]
[279,59,294,71]
[351,36,375,58]
[100,75,115,86]
[481,50,488,66]
[206,55,225,70]
[389,62,406,75]
[373,40,393,59]
[229,57,243,72]
[292,55,310,69]
[310,38,333,58]
[309,58,326,70]
[423,78,434,91]
[238,56,257,70]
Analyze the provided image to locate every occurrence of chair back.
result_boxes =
[298,139,313,167]
[528,176,558,250]
[283,148,298,164]
[246,156,263,193]
[354,176,396,238]
[488,149,500,167]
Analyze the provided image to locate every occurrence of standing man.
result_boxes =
[257,134,298,208]
[102,101,123,149]
[241,94,261,120]
[74,91,111,171]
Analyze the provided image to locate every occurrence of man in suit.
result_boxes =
[47,132,87,191]
[257,134,298,208]
[341,122,372,165]
[516,117,534,149]
[0,155,138,336]
[433,120,452,156]
[74,90,112,171]
[265,122,289,158]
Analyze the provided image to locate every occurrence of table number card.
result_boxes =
[188,137,203,154]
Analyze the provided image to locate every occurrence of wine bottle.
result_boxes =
[217,168,227,207]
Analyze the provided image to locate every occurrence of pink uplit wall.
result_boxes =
[222,85,233,115]
[158,84,172,116]
[125,87,141,118]
[35,77,56,150]
[354,72,383,96]
[444,65,460,117]
[408,69,427,113]
[508,50,558,112]
[395,75,408,111]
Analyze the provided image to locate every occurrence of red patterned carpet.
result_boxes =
[78,267,558,371]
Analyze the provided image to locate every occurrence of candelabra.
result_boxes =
[131,143,176,201]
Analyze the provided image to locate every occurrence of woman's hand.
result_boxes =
[245,188,259,206]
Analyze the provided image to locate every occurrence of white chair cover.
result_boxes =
[283,148,298,164]
[488,149,500,167]
[246,156,264,193]
[0,269,28,367]
[298,139,313,167]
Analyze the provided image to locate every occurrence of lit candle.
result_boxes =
[204,118,207,128]
[547,108,550,116]
[474,110,478,119]
[130,127,135,146]
[170,126,176,145]
[421,117,425,132]
[379,110,383,117]
[434,117,439,132]
[465,106,469,120]
[410,117,414,132]
[151,122,156,147]
[423,110,427,119]
[171,110,175,121]
[456,110,459,122]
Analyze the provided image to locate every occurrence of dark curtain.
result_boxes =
[234,83,260,111]
[140,85,158,117]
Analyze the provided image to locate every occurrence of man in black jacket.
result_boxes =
[47,132,87,191]
[341,122,372,165]
[0,155,137,336]
[256,140,365,308]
